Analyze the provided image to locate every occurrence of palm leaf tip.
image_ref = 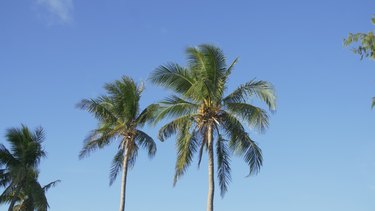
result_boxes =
[251,81,277,112]
[78,148,88,160]
[225,80,277,112]
[135,130,157,158]
[372,97,375,109]
[76,99,87,109]
[245,144,263,177]
[43,180,61,192]
[78,132,98,160]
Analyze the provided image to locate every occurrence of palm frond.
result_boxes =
[150,63,194,94]
[0,183,17,204]
[223,80,276,111]
[43,180,61,192]
[184,80,211,103]
[158,115,193,142]
[173,123,197,186]
[32,127,45,145]
[135,130,156,158]
[109,149,124,186]
[154,96,198,123]
[5,126,46,170]
[201,45,228,100]
[185,47,210,97]
[0,145,17,168]
[226,102,269,132]
[136,104,160,127]
[104,76,141,121]
[79,128,117,159]
[219,111,263,176]
[29,181,48,211]
[197,140,206,168]
[6,127,26,157]
[225,57,238,78]
[372,97,375,109]
[25,140,46,169]
[216,135,231,197]
[230,134,263,176]
[0,170,10,188]
[77,97,118,124]
[127,144,139,169]
[119,76,141,119]
[186,46,206,72]
[197,127,207,168]
[219,111,246,137]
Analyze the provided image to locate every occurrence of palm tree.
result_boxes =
[78,76,157,211]
[0,125,59,211]
[6,180,60,211]
[150,44,276,211]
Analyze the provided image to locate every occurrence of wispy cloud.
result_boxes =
[35,0,74,24]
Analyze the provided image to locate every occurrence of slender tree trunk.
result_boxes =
[119,146,129,211]
[206,125,214,211]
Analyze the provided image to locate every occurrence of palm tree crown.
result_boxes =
[78,76,157,211]
[0,125,59,211]
[150,44,276,210]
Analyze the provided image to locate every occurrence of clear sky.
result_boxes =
[1,0,375,210]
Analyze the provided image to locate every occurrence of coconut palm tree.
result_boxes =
[78,76,157,211]
[150,44,276,211]
[4,180,60,211]
[0,125,59,211]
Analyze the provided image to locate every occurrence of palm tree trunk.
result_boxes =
[206,125,214,211]
[119,146,129,211]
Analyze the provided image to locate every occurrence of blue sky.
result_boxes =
[1,0,375,210]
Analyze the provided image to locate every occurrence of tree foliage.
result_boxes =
[344,16,375,108]
[344,16,375,59]
[78,76,157,211]
[0,125,59,211]
[150,44,276,198]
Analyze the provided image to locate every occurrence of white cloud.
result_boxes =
[35,0,74,24]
